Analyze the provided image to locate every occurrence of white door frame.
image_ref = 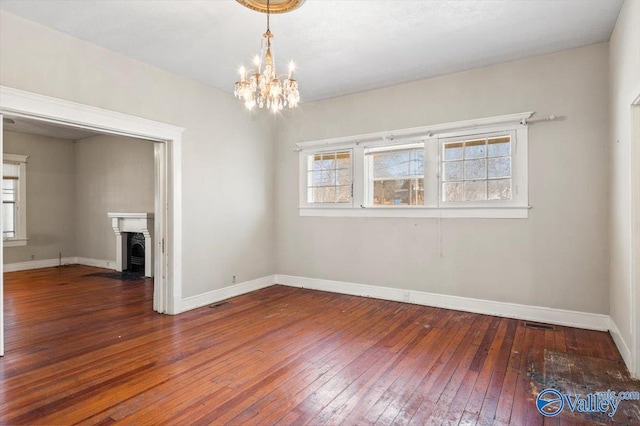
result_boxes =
[632,91,640,378]
[0,86,184,354]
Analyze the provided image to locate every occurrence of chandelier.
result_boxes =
[234,0,300,112]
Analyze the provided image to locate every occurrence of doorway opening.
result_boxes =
[0,86,184,356]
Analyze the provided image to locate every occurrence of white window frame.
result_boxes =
[299,148,355,208]
[297,112,532,219]
[3,153,28,247]
[364,142,428,208]
[438,128,526,209]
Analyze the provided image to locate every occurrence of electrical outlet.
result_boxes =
[232,275,236,284]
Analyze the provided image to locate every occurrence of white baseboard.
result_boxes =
[274,274,611,332]
[180,275,275,312]
[75,257,116,270]
[2,263,613,333]
[609,318,633,371]
[3,257,77,272]
[4,257,116,272]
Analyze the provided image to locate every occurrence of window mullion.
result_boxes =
[352,146,365,207]
[426,138,439,207]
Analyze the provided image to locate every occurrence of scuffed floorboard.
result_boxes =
[530,349,640,425]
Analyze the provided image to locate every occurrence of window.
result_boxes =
[297,112,531,218]
[441,132,514,203]
[302,150,353,206]
[365,144,424,206]
[3,154,28,247]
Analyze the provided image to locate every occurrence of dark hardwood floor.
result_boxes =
[1,265,638,425]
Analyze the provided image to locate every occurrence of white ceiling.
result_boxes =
[0,0,624,102]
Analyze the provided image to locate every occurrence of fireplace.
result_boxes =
[128,232,146,273]
[108,213,154,277]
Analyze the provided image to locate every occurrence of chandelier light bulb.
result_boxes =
[234,0,300,111]
[288,61,295,79]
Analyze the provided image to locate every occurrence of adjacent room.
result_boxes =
[0,0,638,424]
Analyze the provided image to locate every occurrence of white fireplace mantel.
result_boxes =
[108,212,154,277]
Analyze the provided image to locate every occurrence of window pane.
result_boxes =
[464,139,486,159]
[309,155,323,171]
[488,179,512,200]
[373,179,423,206]
[443,161,463,181]
[464,159,487,180]
[487,136,511,157]
[3,163,19,179]
[443,182,463,202]
[307,150,352,204]
[488,157,511,178]
[337,185,351,202]
[336,153,351,169]
[309,170,335,186]
[372,148,424,179]
[337,169,351,185]
[441,133,514,204]
[464,181,487,201]
[2,179,16,202]
[373,151,409,178]
[3,202,15,236]
[373,180,397,205]
[444,142,463,161]
[312,187,337,203]
[410,150,424,175]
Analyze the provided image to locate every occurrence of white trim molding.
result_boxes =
[274,274,611,331]
[3,238,28,248]
[296,112,534,150]
[181,275,275,312]
[631,93,640,378]
[75,257,116,270]
[609,317,633,372]
[3,257,77,272]
[3,257,115,272]
[0,87,184,142]
[299,206,531,219]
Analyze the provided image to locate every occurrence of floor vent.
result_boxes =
[523,321,556,331]
[209,302,228,309]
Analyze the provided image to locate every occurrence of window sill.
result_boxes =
[4,238,27,247]
[299,206,531,219]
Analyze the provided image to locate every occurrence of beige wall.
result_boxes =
[75,135,154,262]
[276,43,610,314]
[0,10,275,298]
[609,0,640,363]
[3,131,76,264]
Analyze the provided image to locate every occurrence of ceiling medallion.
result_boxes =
[234,0,301,112]
[235,0,305,14]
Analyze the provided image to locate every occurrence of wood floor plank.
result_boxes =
[0,266,635,425]
[493,320,527,425]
